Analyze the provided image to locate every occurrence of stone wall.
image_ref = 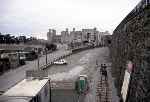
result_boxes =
[110,5,150,101]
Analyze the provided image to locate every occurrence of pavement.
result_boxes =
[0,49,71,92]
[107,63,119,102]
[83,47,110,102]
[80,47,119,102]
[51,89,80,102]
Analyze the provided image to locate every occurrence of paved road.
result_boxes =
[47,48,109,81]
[46,47,110,102]
[0,49,71,92]
[51,89,79,102]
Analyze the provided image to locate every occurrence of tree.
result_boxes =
[45,43,57,51]
[15,37,20,44]
[18,36,27,43]
[5,34,11,44]
[10,36,16,44]
[0,33,4,43]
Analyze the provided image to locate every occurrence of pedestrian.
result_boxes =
[101,64,108,80]
[100,64,103,73]
[103,70,107,80]
[101,64,105,72]
[103,64,107,70]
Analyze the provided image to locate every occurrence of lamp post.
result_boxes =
[37,50,40,70]
[45,48,48,67]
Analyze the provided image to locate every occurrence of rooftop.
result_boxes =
[0,96,32,102]
[3,78,49,97]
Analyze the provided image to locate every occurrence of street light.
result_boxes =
[37,50,40,70]
[45,48,48,67]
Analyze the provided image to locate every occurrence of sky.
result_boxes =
[0,0,141,39]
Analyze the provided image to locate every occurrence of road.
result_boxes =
[47,48,108,81]
[46,47,110,102]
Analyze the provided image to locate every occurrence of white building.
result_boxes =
[2,78,50,102]
[82,28,99,45]
[97,32,105,46]
[70,28,82,43]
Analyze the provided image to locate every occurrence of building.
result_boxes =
[61,28,70,44]
[74,31,82,43]
[98,31,111,46]
[70,28,82,43]
[1,52,20,69]
[0,96,32,102]
[53,35,61,43]
[0,57,10,74]
[97,32,103,46]
[2,78,50,102]
[47,29,56,43]
[82,28,99,46]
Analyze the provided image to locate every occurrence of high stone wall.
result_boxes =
[110,4,150,101]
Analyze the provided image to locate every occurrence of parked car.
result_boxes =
[53,59,67,65]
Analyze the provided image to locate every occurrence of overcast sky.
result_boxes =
[0,0,141,39]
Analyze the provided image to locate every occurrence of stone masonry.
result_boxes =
[110,3,150,102]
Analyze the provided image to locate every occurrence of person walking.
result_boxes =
[101,64,108,80]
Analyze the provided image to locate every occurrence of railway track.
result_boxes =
[96,68,111,102]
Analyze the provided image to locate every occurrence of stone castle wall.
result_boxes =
[110,5,150,101]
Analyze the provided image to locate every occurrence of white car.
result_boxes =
[53,59,67,65]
